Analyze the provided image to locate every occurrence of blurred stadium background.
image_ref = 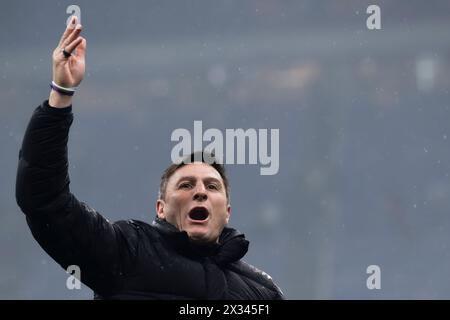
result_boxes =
[1,0,450,299]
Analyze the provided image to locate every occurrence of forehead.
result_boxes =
[168,162,224,185]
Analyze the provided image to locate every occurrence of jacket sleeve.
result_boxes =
[15,100,134,294]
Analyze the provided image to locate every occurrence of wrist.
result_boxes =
[49,89,73,108]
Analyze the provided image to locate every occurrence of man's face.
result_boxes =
[156,162,231,243]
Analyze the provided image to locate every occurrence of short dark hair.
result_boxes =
[158,151,230,203]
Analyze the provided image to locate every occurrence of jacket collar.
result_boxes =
[151,216,249,266]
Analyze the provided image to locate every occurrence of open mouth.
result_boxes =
[188,207,210,221]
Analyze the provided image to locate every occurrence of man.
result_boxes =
[15,16,284,299]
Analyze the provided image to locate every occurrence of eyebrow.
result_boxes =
[175,176,222,185]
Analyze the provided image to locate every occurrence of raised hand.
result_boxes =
[49,16,86,108]
[52,16,86,88]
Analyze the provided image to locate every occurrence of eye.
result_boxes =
[179,182,193,189]
[207,184,219,190]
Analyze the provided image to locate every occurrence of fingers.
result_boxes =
[61,23,83,50]
[65,37,85,55]
[58,16,77,47]
[74,37,87,57]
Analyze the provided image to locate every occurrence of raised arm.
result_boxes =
[15,17,134,295]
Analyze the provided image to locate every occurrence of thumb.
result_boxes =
[75,37,87,58]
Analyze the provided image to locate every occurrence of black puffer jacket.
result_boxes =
[15,100,284,300]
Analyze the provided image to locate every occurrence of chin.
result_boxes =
[187,230,213,244]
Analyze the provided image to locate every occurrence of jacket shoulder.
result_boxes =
[114,219,152,230]
[229,260,285,299]
[113,219,159,239]
[112,219,160,253]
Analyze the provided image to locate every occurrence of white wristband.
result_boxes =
[51,81,77,92]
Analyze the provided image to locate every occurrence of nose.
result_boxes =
[193,184,208,202]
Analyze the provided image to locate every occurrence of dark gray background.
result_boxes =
[1,0,450,299]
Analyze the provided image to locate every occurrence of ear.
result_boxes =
[225,205,231,224]
[156,199,166,219]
